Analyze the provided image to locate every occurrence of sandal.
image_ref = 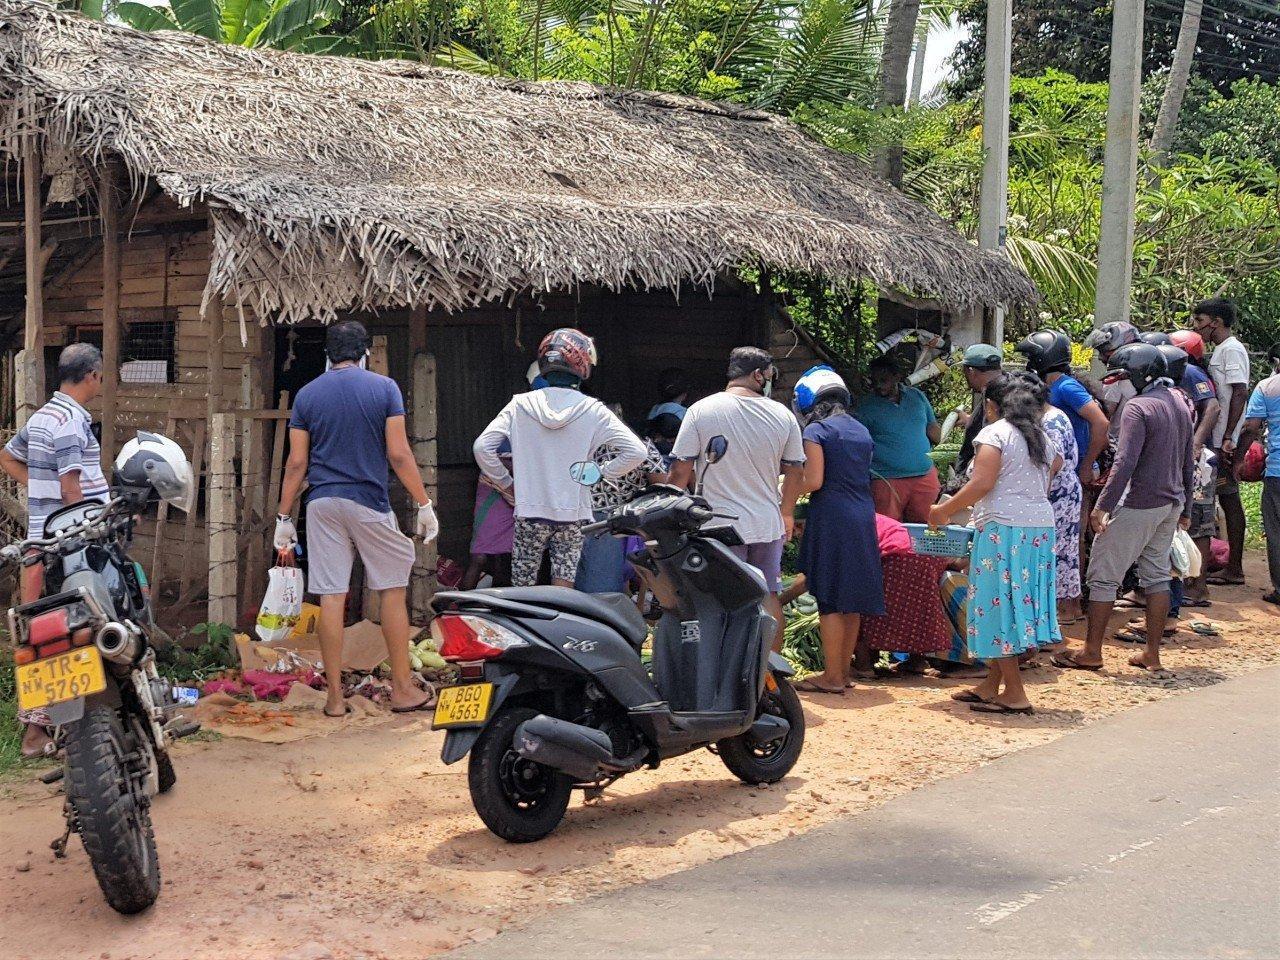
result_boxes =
[950,689,990,704]
[970,701,1034,716]
[794,678,845,696]
[1205,575,1245,586]
[1180,598,1212,608]
[391,695,437,714]
[1050,653,1103,672]
[1187,621,1221,637]
[1263,592,1280,607]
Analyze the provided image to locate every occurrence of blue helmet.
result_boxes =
[792,364,850,416]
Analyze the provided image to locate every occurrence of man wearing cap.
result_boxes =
[953,343,1003,478]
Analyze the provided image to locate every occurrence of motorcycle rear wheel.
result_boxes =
[468,706,573,843]
[63,706,161,914]
[717,677,806,784]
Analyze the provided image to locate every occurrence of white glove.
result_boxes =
[415,501,439,542]
[274,514,298,551]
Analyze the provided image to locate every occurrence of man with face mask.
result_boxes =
[854,354,943,522]
[668,347,805,652]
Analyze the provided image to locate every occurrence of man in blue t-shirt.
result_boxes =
[1239,342,1280,604]
[854,355,941,523]
[276,321,439,717]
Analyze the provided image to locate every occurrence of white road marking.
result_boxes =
[973,804,1237,926]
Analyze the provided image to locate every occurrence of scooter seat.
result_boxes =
[472,587,649,648]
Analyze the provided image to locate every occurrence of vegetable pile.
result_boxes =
[781,583,822,675]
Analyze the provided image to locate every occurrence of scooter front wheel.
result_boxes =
[468,706,573,843]
[717,677,806,784]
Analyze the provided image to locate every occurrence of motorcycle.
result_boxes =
[4,442,199,914]
[430,436,805,842]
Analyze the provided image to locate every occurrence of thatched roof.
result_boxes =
[0,0,1037,324]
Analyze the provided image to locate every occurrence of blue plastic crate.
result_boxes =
[903,523,974,557]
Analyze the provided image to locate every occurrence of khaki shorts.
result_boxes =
[305,497,416,595]
[1086,502,1182,603]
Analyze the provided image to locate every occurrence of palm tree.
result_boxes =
[872,0,920,184]
[1150,0,1203,162]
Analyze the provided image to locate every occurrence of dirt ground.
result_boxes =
[2,555,1278,960]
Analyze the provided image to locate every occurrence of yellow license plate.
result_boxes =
[16,647,107,712]
[432,682,495,729]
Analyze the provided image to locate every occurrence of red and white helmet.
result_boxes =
[1170,329,1205,361]
[537,328,597,381]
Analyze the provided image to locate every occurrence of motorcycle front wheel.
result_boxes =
[717,676,806,784]
[63,705,161,914]
[468,706,573,843]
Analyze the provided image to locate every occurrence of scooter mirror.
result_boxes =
[705,435,729,465]
[569,461,603,486]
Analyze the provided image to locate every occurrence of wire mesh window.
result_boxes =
[120,321,175,384]
[57,321,176,384]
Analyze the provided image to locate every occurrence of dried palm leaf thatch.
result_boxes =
[0,0,1037,324]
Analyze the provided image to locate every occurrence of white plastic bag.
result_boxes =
[1171,528,1201,580]
[255,565,304,643]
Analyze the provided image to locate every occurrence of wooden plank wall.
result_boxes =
[41,221,249,601]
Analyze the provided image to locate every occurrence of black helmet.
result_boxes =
[1105,343,1169,395]
[1016,330,1072,377]
[1156,344,1189,382]
[1084,321,1140,359]
[1140,331,1173,346]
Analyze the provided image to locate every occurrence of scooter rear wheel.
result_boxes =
[468,706,573,842]
[717,677,805,784]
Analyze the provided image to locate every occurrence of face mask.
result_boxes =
[762,379,773,398]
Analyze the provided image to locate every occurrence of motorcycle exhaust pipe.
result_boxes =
[95,621,140,664]
[515,715,642,782]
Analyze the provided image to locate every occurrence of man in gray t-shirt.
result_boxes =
[668,347,805,651]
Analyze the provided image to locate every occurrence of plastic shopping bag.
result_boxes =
[255,564,305,643]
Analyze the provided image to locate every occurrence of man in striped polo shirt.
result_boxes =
[0,342,108,757]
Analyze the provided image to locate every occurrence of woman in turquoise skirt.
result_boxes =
[929,375,1062,715]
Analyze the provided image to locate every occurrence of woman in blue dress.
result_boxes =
[783,366,885,694]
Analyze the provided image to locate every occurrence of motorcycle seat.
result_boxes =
[472,587,649,648]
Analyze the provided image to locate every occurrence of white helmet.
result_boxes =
[114,432,195,513]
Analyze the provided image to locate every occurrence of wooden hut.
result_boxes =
[0,0,1037,628]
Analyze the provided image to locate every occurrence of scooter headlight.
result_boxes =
[431,615,528,661]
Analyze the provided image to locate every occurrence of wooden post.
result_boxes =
[205,298,234,625]
[99,167,121,465]
[207,412,238,626]
[409,351,438,623]
[17,109,44,425]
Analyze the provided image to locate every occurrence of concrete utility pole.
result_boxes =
[978,0,1012,345]
[1094,0,1146,330]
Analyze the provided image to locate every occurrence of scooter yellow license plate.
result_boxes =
[432,682,495,729]
[16,647,107,712]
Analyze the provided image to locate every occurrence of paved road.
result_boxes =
[455,667,1280,959]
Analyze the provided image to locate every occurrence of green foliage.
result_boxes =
[156,621,240,682]
[0,650,21,775]
[104,0,349,51]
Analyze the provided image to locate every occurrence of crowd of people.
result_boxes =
[458,300,1278,717]
[5,303,1277,748]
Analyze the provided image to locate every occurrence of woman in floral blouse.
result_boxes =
[929,375,1062,715]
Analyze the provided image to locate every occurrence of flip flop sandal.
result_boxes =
[970,701,1034,716]
[950,689,990,703]
[1263,592,1280,607]
[1050,653,1103,672]
[794,678,845,695]
[1180,598,1212,608]
[1115,629,1146,644]
[1187,621,1220,636]
[391,695,438,714]
[1205,576,1245,586]
[1127,658,1172,675]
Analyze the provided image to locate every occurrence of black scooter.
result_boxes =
[430,437,805,842]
